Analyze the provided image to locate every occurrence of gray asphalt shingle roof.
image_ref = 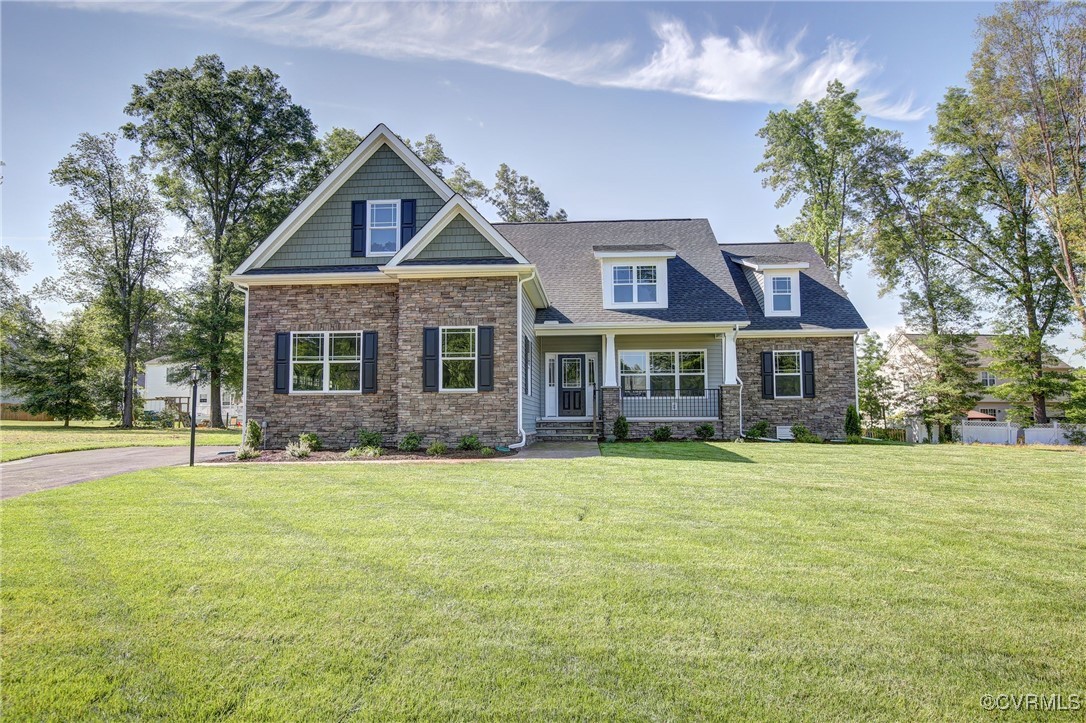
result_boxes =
[721,243,867,331]
[495,219,749,325]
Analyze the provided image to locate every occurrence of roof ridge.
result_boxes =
[493,218,701,225]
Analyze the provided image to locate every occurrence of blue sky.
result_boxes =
[3,1,1079,362]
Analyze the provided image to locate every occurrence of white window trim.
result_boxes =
[601,258,668,310]
[618,349,709,398]
[980,371,997,387]
[366,199,400,257]
[288,331,365,394]
[438,325,478,393]
[773,349,803,400]
[764,270,800,317]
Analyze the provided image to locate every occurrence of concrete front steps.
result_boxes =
[535,420,600,442]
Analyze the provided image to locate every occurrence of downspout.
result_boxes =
[509,269,537,449]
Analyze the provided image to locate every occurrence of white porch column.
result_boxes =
[723,330,738,385]
[604,333,618,386]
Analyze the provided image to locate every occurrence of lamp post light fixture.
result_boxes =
[189,363,201,467]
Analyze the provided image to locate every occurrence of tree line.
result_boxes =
[1,56,566,427]
[757,1,1086,432]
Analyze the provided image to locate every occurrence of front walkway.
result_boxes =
[0,446,237,499]
[513,441,600,460]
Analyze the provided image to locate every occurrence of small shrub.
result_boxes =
[641,436,655,443]
[357,429,383,448]
[361,445,382,458]
[845,405,862,438]
[343,446,364,459]
[480,446,496,457]
[846,434,863,445]
[457,434,482,451]
[746,420,771,439]
[398,432,422,452]
[1066,428,1086,446]
[235,444,260,460]
[286,439,312,458]
[791,424,822,444]
[299,432,322,451]
[694,423,715,441]
[613,416,630,441]
[651,425,673,442]
[245,419,263,448]
[426,441,449,456]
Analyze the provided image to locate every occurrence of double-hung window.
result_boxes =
[612,265,658,304]
[440,327,476,391]
[620,350,707,398]
[367,200,400,256]
[773,350,802,399]
[980,370,997,388]
[771,276,792,312]
[291,332,363,393]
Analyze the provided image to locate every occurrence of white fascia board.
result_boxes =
[380,264,533,279]
[737,258,810,271]
[737,327,868,338]
[386,195,530,267]
[592,250,677,260]
[534,321,749,336]
[227,272,396,287]
[234,123,455,275]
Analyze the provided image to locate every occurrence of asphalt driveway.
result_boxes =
[0,446,237,499]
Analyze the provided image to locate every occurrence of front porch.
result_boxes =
[531,328,743,440]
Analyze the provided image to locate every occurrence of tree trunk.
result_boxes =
[64,417,70,427]
[121,338,136,428]
[209,367,225,428]
[1032,392,1048,425]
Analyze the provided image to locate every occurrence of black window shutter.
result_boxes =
[478,326,494,391]
[802,350,816,398]
[523,336,531,395]
[275,332,291,394]
[761,351,774,399]
[362,331,378,393]
[400,199,416,247]
[422,327,439,392]
[351,200,367,257]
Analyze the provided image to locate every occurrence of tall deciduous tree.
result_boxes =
[970,0,1086,340]
[123,55,318,426]
[932,87,1071,422]
[490,163,567,222]
[47,132,168,427]
[987,328,1073,424]
[857,332,894,428]
[756,80,890,282]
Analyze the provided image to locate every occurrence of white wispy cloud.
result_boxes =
[74,2,927,121]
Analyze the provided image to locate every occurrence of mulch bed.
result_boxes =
[207,448,518,464]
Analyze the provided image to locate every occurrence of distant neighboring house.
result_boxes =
[140,357,242,425]
[225,123,868,448]
[885,333,1074,422]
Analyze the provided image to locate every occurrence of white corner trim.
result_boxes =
[234,123,455,275]
[385,195,530,266]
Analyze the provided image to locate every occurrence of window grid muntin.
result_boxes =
[440,326,477,392]
[290,331,364,393]
[620,350,707,398]
[366,200,400,256]
[773,350,802,399]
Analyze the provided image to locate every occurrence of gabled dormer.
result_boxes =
[735,257,808,317]
[593,244,676,310]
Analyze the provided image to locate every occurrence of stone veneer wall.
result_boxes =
[395,277,520,447]
[737,335,856,439]
[245,283,400,449]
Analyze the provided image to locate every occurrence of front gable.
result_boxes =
[235,124,455,274]
[413,215,506,261]
[261,145,445,269]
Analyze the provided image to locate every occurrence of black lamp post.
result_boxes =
[189,363,200,467]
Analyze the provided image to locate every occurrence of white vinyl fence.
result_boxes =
[957,420,1083,446]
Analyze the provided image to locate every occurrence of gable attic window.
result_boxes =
[367,200,400,256]
[771,276,793,312]
[613,265,657,304]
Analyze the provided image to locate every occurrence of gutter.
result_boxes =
[509,269,538,449]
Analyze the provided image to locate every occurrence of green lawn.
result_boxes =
[0,420,241,462]
[2,443,1083,720]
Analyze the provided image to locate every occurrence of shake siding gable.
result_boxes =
[261,144,445,269]
[414,215,506,260]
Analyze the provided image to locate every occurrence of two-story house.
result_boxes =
[228,124,867,448]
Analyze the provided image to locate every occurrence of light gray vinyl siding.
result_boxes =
[261,144,445,269]
[415,215,504,260]
[521,295,540,434]
[615,334,724,388]
[743,267,765,312]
